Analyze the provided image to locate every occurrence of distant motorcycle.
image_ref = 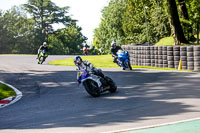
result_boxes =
[77,70,117,97]
[83,47,88,55]
[38,50,48,64]
[117,50,132,70]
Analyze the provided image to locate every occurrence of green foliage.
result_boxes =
[94,0,199,51]
[93,0,127,54]
[23,0,72,43]
[48,23,87,55]
[0,0,86,55]
[0,6,36,54]
[93,0,171,53]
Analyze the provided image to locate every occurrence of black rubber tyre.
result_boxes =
[173,46,180,51]
[167,46,173,51]
[173,51,180,56]
[194,46,200,51]
[128,61,132,70]
[187,46,193,52]
[41,57,46,64]
[83,80,100,97]
[180,51,187,56]
[180,46,187,51]
[167,51,173,56]
[180,56,187,61]
[105,76,117,93]
[39,56,44,64]
[187,52,193,57]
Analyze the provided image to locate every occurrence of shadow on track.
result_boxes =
[0,69,199,129]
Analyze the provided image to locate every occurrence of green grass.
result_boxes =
[49,55,120,67]
[49,55,191,72]
[0,82,15,100]
[155,34,200,46]
[0,54,35,55]
[154,37,174,46]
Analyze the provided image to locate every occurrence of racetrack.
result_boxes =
[0,55,200,133]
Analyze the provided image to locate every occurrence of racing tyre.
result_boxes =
[105,76,117,93]
[40,56,45,64]
[83,79,100,97]
[127,61,132,70]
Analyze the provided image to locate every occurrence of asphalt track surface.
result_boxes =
[0,55,200,133]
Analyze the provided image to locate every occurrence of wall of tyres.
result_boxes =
[122,45,200,71]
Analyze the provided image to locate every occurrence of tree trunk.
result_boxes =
[177,0,195,41]
[167,0,188,45]
[177,0,189,19]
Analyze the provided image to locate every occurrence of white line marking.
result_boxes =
[0,81,22,108]
[103,117,200,133]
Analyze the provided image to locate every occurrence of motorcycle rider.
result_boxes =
[37,42,48,59]
[83,43,89,55]
[74,56,107,84]
[110,40,123,65]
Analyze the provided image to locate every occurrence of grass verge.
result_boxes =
[0,82,16,100]
[49,55,120,67]
[49,55,192,72]
[155,34,200,46]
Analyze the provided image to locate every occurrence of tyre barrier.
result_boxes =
[174,46,180,69]
[194,46,200,71]
[187,46,194,70]
[158,46,163,68]
[180,46,187,70]
[167,46,174,68]
[154,46,158,67]
[122,45,200,71]
[145,47,151,66]
[163,46,168,68]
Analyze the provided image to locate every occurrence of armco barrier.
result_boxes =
[122,45,200,71]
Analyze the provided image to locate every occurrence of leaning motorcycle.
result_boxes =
[116,50,132,70]
[38,50,48,64]
[77,70,117,97]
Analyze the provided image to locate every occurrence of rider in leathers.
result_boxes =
[74,56,107,85]
[37,42,48,59]
[110,40,122,65]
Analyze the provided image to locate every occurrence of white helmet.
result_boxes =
[43,42,47,46]
[111,40,116,48]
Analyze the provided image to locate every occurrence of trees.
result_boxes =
[93,0,127,54]
[187,0,200,44]
[93,0,200,51]
[166,0,188,45]
[93,0,171,53]
[23,0,72,44]
[0,0,86,54]
[48,23,87,55]
[0,6,35,54]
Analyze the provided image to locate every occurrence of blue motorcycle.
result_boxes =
[77,70,117,97]
[117,50,132,70]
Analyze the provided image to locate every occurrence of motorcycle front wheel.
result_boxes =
[125,60,132,70]
[105,76,117,93]
[39,56,45,64]
[83,79,100,97]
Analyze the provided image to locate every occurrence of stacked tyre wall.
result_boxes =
[122,45,200,71]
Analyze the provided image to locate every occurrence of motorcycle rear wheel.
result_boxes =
[83,79,100,97]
